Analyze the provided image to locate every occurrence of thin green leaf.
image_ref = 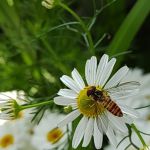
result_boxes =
[107,0,150,65]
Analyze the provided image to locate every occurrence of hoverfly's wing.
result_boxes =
[105,81,140,99]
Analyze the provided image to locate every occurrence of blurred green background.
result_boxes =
[0,0,150,98]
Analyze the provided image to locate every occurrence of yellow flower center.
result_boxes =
[47,128,64,144]
[77,86,106,117]
[0,134,14,148]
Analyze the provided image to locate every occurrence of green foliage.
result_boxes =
[107,0,150,67]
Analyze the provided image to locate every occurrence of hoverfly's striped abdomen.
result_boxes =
[102,97,123,117]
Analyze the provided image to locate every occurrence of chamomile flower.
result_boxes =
[0,121,29,150]
[0,99,20,120]
[0,91,25,120]
[54,54,140,149]
[31,111,70,150]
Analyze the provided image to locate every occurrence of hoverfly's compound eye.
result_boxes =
[87,86,104,101]
[94,90,103,99]
[87,86,96,97]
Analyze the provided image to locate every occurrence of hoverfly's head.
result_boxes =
[87,86,96,97]
[87,86,104,101]
[94,90,103,99]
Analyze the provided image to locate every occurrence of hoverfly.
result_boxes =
[87,81,140,117]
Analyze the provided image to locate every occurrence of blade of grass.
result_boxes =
[107,0,150,66]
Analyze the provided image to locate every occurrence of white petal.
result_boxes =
[117,136,130,150]
[96,117,103,133]
[71,103,78,109]
[58,89,77,99]
[107,111,128,133]
[85,57,97,86]
[85,60,91,85]
[100,58,116,87]
[57,110,80,127]
[123,114,134,124]
[71,68,85,89]
[2,109,13,114]
[106,125,117,147]
[60,75,80,93]
[54,96,76,106]
[72,116,88,149]
[0,102,9,108]
[0,114,12,120]
[104,66,129,89]
[118,104,140,118]
[95,54,109,86]
[93,118,103,149]
[90,56,97,85]
[82,118,94,147]
[98,112,109,133]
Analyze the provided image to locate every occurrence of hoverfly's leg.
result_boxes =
[89,103,95,108]
[83,98,96,108]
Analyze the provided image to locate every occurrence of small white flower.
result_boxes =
[0,91,31,121]
[0,121,30,150]
[31,111,71,150]
[0,91,24,120]
[41,0,55,9]
[54,54,140,149]
[0,99,20,120]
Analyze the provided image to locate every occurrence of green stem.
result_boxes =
[59,2,95,55]
[20,100,54,110]
[131,123,147,147]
